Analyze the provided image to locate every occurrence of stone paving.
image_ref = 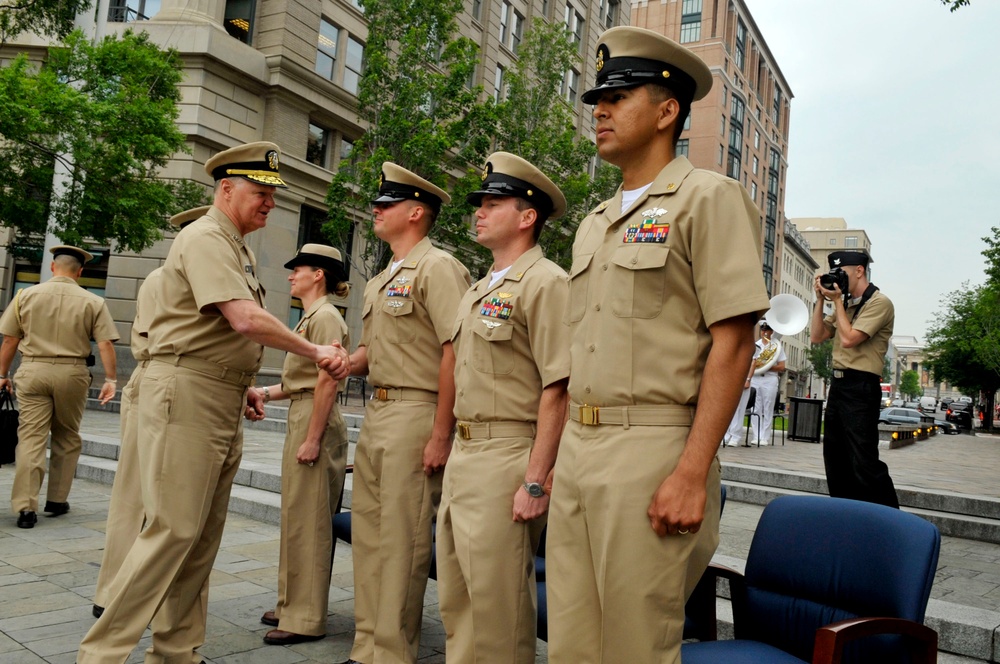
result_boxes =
[0,404,997,661]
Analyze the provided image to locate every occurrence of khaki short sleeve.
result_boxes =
[523,267,571,388]
[310,305,350,348]
[421,257,472,344]
[0,304,22,338]
[690,179,771,328]
[852,293,893,339]
[182,230,256,312]
[91,301,121,342]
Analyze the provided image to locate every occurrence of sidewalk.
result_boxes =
[1,408,998,661]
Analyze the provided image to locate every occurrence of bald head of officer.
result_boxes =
[584,26,712,188]
[465,152,566,264]
[205,141,287,237]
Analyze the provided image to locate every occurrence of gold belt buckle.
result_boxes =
[375,387,389,401]
[579,405,600,426]
[457,423,471,439]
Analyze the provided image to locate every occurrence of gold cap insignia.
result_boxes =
[527,189,533,197]
[481,162,492,182]
[266,150,279,170]
[662,70,670,79]
[596,47,605,72]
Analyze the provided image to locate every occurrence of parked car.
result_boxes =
[940,397,955,409]
[879,408,958,435]
[919,396,938,413]
[958,396,973,404]
[946,402,974,431]
[902,401,920,410]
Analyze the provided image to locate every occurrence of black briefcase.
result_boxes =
[0,388,18,466]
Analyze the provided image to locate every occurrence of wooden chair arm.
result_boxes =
[812,617,938,664]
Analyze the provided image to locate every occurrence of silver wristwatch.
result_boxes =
[523,481,546,498]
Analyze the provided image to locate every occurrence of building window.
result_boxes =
[340,137,354,162]
[676,139,689,158]
[717,144,723,165]
[600,0,619,29]
[307,124,330,168]
[772,86,782,127]
[829,238,837,246]
[223,0,255,43]
[472,0,481,20]
[298,206,332,249]
[494,63,506,101]
[845,236,858,248]
[752,155,758,175]
[754,129,760,149]
[107,0,160,22]
[750,181,757,199]
[565,4,585,51]
[562,68,579,104]
[542,0,549,18]
[316,19,338,80]
[719,114,726,135]
[683,114,691,131]
[500,2,523,52]
[734,19,746,72]
[680,0,702,43]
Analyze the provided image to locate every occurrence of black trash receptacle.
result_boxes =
[788,397,824,443]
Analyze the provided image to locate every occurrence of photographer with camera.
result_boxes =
[810,251,898,508]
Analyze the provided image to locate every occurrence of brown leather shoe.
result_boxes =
[263,629,325,645]
[260,609,278,626]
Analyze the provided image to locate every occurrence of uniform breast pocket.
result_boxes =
[471,321,514,375]
[567,253,594,324]
[383,298,417,343]
[610,245,669,319]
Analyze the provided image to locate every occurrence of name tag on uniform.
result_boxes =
[480,297,513,320]
[245,265,253,274]
[387,285,411,298]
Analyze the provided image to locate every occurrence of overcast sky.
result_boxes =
[745,0,999,341]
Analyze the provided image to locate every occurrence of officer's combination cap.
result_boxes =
[372,163,451,215]
[827,251,870,269]
[205,141,288,188]
[284,243,348,284]
[582,26,713,106]
[466,152,568,222]
[169,205,211,229]
[50,245,93,264]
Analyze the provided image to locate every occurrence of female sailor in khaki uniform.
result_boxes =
[254,244,351,645]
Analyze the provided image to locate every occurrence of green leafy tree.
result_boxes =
[807,338,833,383]
[924,284,1000,431]
[899,370,923,400]
[323,0,492,280]
[883,356,892,382]
[0,30,208,254]
[441,18,620,274]
[0,0,92,45]
[940,0,971,11]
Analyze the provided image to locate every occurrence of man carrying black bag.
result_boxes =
[0,386,17,466]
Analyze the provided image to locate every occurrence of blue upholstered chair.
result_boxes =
[681,495,940,664]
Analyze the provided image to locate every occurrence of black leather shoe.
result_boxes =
[17,511,36,528]
[44,501,70,516]
[92,604,104,618]
[263,629,325,645]
[260,609,278,626]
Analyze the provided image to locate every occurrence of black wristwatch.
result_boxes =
[523,481,546,498]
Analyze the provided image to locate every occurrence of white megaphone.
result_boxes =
[763,293,809,336]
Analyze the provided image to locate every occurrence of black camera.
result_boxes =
[820,267,849,294]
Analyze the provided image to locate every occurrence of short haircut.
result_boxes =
[512,197,546,242]
[53,254,82,272]
[644,83,690,145]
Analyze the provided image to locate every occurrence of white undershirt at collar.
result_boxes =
[488,266,512,289]
[621,183,653,214]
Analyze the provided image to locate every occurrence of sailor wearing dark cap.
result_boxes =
[343,163,471,664]
[0,245,119,529]
[92,206,211,620]
[436,152,570,662]
[79,144,351,663]
[546,27,771,663]
[812,250,898,508]
[248,243,351,646]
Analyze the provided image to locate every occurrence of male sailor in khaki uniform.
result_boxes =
[92,206,208,621]
[79,142,349,664]
[0,245,119,529]
[344,164,471,664]
[436,153,570,663]
[546,27,771,663]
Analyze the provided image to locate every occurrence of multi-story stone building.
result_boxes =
[779,220,819,399]
[0,0,629,375]
[631,0,792,297]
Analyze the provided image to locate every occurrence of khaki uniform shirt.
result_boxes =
[281,295,349,394]
[825,290,894,376]
[360,236,471,391]
[452,245,570,423]
[146,206,265,373]
[0,276,119,356]
[567,157,771,407]
[131,268,163,362]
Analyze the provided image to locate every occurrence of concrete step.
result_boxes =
[722,463,1000,544]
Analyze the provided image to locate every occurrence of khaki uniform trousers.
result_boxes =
[436,433,545,664]
[92,362,209,660]
[273,394,349,636]
[350,398,441,664]
[78,362,246,664]
[11,360,90,513]
[547,420,721,664]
